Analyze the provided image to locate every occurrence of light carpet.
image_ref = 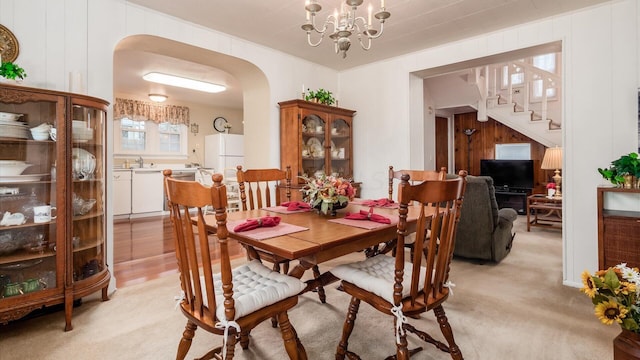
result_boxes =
[0,217,619,359]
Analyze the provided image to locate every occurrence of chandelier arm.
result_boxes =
[365,21,385,39]
[310,13,336,34]
[307,32,326,47]
[357,34,373,51]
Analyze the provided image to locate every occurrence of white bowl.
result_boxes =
[0,112,23,121]
[0,161,33,176]
[30,131,50,141]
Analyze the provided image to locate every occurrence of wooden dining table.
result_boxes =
[202,201,436,294]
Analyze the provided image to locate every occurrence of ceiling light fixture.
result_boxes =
[302,0,390,59]
[148,94,168,102]
[143,72,226,93]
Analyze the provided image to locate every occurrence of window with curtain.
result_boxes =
[113,98,190,157]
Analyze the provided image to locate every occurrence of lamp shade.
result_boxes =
[541,146,562,170]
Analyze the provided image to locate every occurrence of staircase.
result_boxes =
[434,58,562,147]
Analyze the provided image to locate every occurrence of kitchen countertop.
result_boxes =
[113,165,198,172]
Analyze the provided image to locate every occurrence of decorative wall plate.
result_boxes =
[0,24,19,63]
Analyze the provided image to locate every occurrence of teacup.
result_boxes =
[33,205,57,223]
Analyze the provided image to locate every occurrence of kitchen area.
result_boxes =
[113,163,197,218]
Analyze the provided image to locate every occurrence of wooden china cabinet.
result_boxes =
[278,99,358,201]
[0,83,109,331]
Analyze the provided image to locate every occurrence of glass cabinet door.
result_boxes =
[0,93,62,298]
[301,113,327,179]
[329,118,351,178]
[70,101,106,283]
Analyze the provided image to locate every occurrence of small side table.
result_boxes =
[527,194,562,231]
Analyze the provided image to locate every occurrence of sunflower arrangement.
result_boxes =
[299,174,355,215]
[581,263,640,333]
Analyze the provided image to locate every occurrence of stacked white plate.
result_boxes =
[72,120,94,142]
[0,120,29,139]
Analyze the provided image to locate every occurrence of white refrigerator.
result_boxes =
[204,134,244,172]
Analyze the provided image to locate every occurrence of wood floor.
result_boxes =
[113,215,246,288]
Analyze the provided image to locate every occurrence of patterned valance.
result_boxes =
[113,98,190,125]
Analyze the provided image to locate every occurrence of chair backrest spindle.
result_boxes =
[236,165,292,210]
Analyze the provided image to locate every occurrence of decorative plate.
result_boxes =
[0,174,46,183]
[306,137,323,157]
[72,148,96,176]
[0,24,19,63]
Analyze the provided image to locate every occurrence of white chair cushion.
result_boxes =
[331,254,425,303]
[208,260,306,321]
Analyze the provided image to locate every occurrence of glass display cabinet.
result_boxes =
[279,99,358,201]
[0,83,109,331]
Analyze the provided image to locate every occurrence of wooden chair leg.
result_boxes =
[277,311,308,360]
[336,296,361,360]
[176,321,197,360]
[312,265,327,303]
[394,315,411,360]
[434,306,463,360]
[239,331,250,349]
[223,330,238,360]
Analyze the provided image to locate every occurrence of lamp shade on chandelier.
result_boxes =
[302,0,390,58]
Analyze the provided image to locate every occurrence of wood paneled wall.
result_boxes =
[453,112,553,194]
[435,116,449,170]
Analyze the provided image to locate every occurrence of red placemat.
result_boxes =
[227,219,308,240]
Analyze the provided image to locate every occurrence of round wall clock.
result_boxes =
[213,116,228,132]
[0,24,19,63]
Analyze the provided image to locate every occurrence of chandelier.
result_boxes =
[302,0,390,58]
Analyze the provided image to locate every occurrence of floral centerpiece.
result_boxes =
[300,174,355,215]
[580,263,640,333]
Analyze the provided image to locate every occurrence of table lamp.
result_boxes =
[541,146,562,199]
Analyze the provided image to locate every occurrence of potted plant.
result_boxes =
[305,88,335,105]
[0,61,27,81]
[598,152,640,188]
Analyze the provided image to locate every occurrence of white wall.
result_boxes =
[340,0,639,287]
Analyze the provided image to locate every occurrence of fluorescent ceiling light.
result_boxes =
[143,72,226,93]
[148,94,168,102]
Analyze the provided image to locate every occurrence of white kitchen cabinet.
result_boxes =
[113,170,132,215]
[131,170,164,213]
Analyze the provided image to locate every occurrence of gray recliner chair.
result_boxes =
[453,175,518,263]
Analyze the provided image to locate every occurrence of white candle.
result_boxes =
[302,84,305,93]
[368,4,372,25]
[381,0,385,8]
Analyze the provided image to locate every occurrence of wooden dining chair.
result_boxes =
[382,166,448,258]
[164,170,308,360]
[332,171,467,360]
[236,165,326,307]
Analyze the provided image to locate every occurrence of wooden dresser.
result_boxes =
[597,186,640,269]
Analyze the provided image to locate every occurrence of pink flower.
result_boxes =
[546,183,556,189]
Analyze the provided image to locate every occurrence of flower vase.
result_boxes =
[314,201,348,216]
[614,329,640,360]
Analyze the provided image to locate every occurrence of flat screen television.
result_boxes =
[480,159,534,190]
